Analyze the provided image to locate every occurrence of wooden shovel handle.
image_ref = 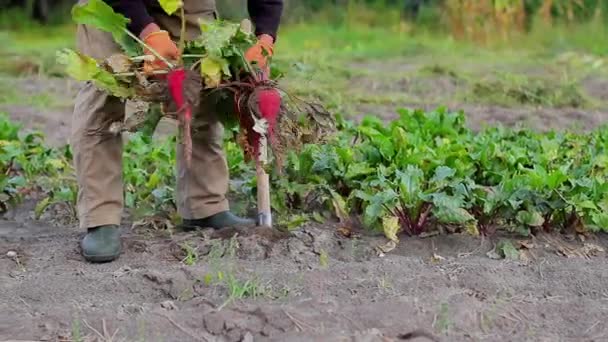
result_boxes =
[256,163,272,227]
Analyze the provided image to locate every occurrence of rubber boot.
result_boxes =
[182,211,255,230]
[81,225,122,263]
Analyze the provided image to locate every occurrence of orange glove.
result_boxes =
[245,34,274,74]
[141,29,179,75]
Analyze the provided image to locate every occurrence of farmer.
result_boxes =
[73,0,283,262]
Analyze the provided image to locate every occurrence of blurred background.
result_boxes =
[1,0,608,144]
[2,0,608,38]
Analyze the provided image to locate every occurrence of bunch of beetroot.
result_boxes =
[57,0,334,169]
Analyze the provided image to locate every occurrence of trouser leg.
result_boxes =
[151,0,230,220]
[71,24,126,229]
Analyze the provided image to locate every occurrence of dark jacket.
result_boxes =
[105,0,283,39]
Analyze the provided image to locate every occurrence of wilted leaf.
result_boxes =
[71,0,129,45]
[486,249,502,260]
[382,215,400,242]
[337,226,353,238]
[329,189,349,223]
[431,253,445,263]
[519,249,532,265]
[0,192,10,203]
[376,240,397,256]
[497,239,520,260]
[239,19,252,35]
[200,56,229,88]
[57,49,133,98]
[158,0,182,15]
[518,240,534,249]
[581,243,605,257]
[464,222,480,236]
[105,53,132,73]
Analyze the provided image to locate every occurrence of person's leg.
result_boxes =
[179,98,255,228]
[176,109,230,220]
[71,23,126,262]
[151,1,254,228]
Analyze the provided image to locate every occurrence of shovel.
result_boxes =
[252,71,280,228]
[256,134,272,227]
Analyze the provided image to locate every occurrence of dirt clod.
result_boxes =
[160,300,177,311]
[142,270,194,300]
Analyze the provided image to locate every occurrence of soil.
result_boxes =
[2,60,608,341]
[2,212,608,342]
[347,59,608,132]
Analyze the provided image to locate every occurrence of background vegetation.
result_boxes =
[1,0,608,239]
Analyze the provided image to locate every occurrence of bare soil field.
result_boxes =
[1,60,608,341]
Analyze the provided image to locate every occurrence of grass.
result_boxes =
[71,318,84,342]
[0,25,74,76]
[434,302,453,335]
[180,242,199,266]
[466,74,590,108]
[192,235,270,309]
[0,77,65,109]
[1,10,608,114]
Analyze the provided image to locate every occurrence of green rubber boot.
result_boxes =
[182,211,255,230]
[81,225,122,263]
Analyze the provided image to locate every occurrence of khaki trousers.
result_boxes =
[71,0,229,229]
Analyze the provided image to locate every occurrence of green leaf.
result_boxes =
[356,189,398,228]
[312,211,325,223]
[345,162,374,180]
[34,197,52,220]
[546,169,569,190]
[431,166,455,183]
[516,210,544,227]
[391,126,408,147]
[71,0,129,46]
[431,192,475,224]
[281,214,309,230]
[146,171,161,189]
[198,20,241,56]
[8,176,26,187]
[574,199,597,211]
[591,211,608,231]
[57,49,133,98]
[396,165,423,207]
[158,0,182,15]
[45,158,67,170]
[377,136,395,160]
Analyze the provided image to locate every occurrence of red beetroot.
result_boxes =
[167,68,193,166]
[252,87,281,159]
